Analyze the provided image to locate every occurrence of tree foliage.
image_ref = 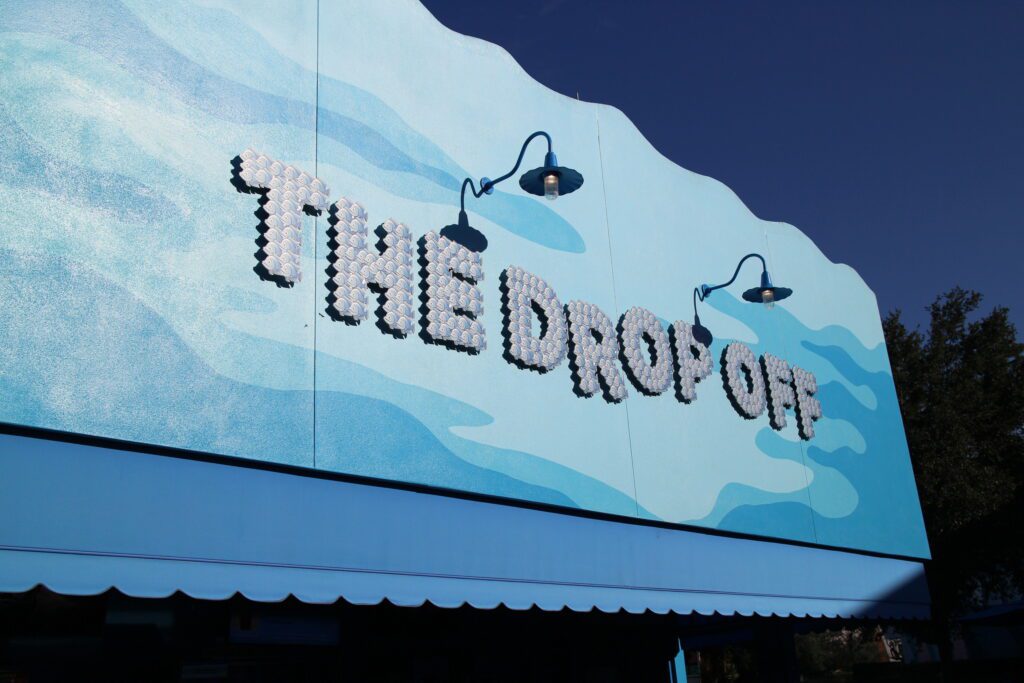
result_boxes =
[795,627,885,677]
[883,288,1024,627]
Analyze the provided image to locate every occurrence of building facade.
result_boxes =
[0,1,930,679]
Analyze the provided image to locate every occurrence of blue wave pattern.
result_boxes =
[0,1,625,519]
[0,0,927,557]
[0,0,584,253]
[692,294,929,557]
[0,251,629,510]
[0,104,180,228]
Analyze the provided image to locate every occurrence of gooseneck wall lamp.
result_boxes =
[442,131,584,252]
[691,253,793,346]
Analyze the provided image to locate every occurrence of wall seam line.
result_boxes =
[595,112,641,519]
[312,0,321,470]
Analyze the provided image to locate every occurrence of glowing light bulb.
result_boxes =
[762,289,776,309]
[544,173,559,200]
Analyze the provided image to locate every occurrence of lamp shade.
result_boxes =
[742,270,792,304]
[519,151,584,197]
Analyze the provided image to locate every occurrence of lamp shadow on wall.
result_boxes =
[497,270,553,374]
[324,208,407,339]
[229,155,293,289]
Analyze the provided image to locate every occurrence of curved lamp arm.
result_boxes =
[693,253,768,317]
[699,253,767,300]
[460,131,552,212]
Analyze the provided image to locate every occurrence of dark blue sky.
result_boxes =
[422,0,1024,333]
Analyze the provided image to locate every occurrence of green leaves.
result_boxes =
[884,287,1024,623]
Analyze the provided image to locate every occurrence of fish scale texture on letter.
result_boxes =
[237,149,330,284]
[329,197,416,336]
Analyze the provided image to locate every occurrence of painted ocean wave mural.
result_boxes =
[0,0,928,557]
[1,0,584,253]
[687,293,928,557]
[0,250,643,516]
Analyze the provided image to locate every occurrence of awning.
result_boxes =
[0,430,929,618]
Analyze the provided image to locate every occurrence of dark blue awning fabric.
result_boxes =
[0,432,929,619]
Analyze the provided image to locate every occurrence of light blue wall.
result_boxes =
[0,0,929,558]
